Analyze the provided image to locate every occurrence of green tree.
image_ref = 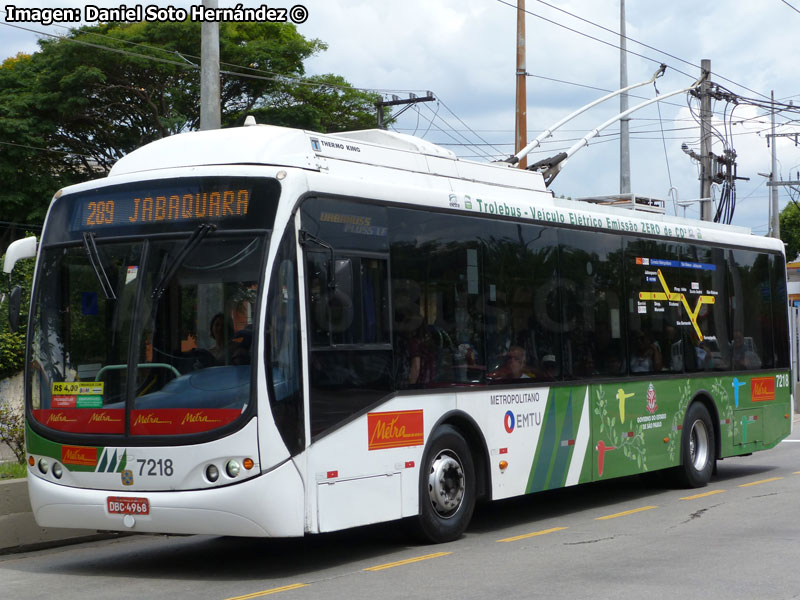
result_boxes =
[0,20,381,226]
[779,201,800,262]
[0,240,35,379]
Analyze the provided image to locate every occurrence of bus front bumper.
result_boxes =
[28,459,304,538]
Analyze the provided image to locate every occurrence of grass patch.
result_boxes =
[0,461,26,480]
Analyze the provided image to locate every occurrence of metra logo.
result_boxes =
[367,410,424,450]
[61,445,97,466]
[89,411,122,423]
[180,411,221,426]
[133,413,172,426]
[751,377,775,402]
[47,412,78,425]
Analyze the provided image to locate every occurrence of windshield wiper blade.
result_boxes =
[82,232,117,300]
[151,223,216,301]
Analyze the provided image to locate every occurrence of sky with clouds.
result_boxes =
[3,0,800,236]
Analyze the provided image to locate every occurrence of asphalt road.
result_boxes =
[2,421,800,600]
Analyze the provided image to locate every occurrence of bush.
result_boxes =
[0,235,36,379]
[0,403,25,463]
[0,331,25,380]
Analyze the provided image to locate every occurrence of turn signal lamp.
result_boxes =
[499,460,508,471]
[242,458,254,470]
[28,456,34,467]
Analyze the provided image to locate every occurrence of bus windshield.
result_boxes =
[28,177,279,439]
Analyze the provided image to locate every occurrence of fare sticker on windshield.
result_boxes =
[52,382,104,408]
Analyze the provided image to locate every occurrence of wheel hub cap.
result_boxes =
[428,451,465,518]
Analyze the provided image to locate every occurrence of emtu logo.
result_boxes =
[504,410,515,433]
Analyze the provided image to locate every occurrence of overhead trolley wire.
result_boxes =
[779,0,800,16]
[496,0,772,101]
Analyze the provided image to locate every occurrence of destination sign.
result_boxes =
[73,187,251,231]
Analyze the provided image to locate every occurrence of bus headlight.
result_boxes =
[52,463,63,479]
[206,464,219,483]
[226,460,241,478]
[38,458,49,474]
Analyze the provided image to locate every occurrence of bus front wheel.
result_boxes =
[676,402,715,488]
[415,425,476,544]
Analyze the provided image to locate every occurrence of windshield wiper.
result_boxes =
[151,223,216,301]
[82,232,117,300]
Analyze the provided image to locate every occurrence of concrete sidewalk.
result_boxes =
[0,478,119,555]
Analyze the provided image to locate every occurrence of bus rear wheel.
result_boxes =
[676,402,715,488]
[415,425,476,543]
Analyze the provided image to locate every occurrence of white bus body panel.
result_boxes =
[29,458,305,537]
[304,393,456,533]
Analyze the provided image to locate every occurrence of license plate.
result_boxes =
[107,496,149,515]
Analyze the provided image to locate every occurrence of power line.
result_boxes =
[0,21,430,98]
[497,0,771,100]
[779,0,800,16]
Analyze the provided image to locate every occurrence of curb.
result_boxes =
[0,478,121,555]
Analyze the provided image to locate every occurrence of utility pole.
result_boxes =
[698,58,713,221]
[770,90,780,238]
[619,0,630,194]
[376,93,435,129]
[515,0,527,169]
[200,0,221,130]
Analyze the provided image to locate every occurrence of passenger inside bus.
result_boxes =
[630,330,662,373]
[536,353,559,381]
[208,312,235,363]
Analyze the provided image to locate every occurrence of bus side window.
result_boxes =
[304,250,393,437]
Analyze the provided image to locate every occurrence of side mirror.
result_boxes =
[8,285,21,332]
[3,236,37,274]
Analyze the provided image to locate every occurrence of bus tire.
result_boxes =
[676,402,715,488]
[415,425,476,543]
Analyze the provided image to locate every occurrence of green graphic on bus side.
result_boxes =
[526,387,584,493]
[522,372,790,489]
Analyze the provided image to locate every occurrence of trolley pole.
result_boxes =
[619,0,631,194]
[515,0,527,169]
[698,59,713,221]
[200,0,221,130]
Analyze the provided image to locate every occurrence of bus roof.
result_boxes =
[109,124,549,194]
[98,123,781,254]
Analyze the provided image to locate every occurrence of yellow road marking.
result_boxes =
[595,505,657,520]
[738,477,784,487]
[680,489,726,500]
[793,471,800,475]
[225,583,309,600]
[364,552,451,572]
[497,526,568,543]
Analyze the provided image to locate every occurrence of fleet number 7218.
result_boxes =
[137,458,174,477]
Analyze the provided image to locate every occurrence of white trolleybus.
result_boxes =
[4,121,792,544]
